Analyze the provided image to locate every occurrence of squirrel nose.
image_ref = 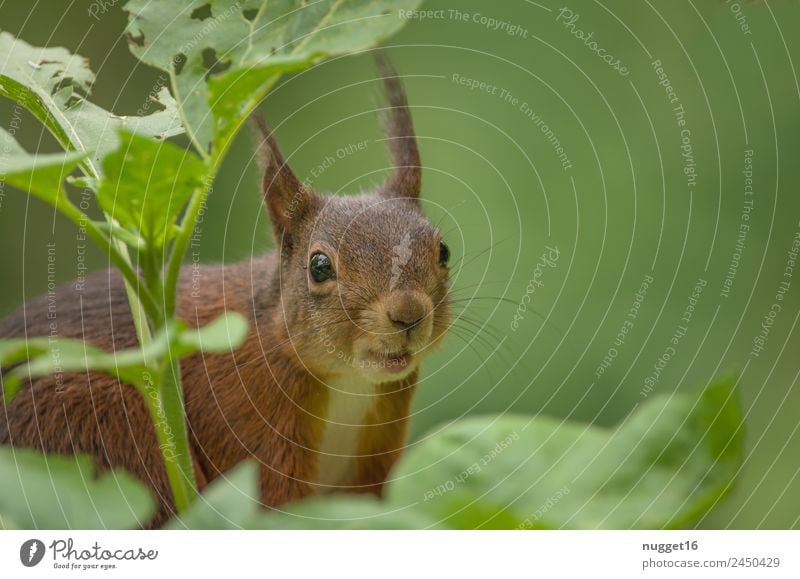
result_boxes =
[386,291,429,331]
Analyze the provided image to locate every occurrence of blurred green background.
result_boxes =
[1,0,799,528]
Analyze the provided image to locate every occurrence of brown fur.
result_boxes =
[0,58,450,528]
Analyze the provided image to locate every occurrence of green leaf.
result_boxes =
[1,313,249,401]
[0,336,150,401]
[166,460,262,529]
[97,131,206,248]
[0,127,86,205]
[386,378,744,529]
[168,460,435,529]
[124,0,423,156]
[0,447,154,529]
[256,495,437,529]
[0,30,184,178]
[91,220,148,250]
[179,310,250,353]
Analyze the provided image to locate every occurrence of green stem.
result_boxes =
[58,200,160,326]
[163,179,208,318]
[142,355,196,512]
[146,98,268,511]
[100,225,151,350]
[163,76,281,317]
[133,75,282,512]
[117,240,154,348]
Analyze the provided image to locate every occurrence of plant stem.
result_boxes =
[163,76,281,318]
[133,76,282,513]
[74,171,154,348]
[161,351,197,510]
[58,200,160,326]
[163,179,208,318]
[142,354,197,512]
[118,242,154,348]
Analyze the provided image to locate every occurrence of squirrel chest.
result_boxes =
[313,375,378,490]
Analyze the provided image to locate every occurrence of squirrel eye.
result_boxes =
[309,252,336,282]
[438,241,450,267]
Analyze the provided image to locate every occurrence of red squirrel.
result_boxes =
[0,58,451,527]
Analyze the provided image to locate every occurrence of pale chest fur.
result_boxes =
[314,375,379,491]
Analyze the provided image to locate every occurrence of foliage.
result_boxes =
[96,131,206,250]
[165,378,742,529]
[167,461,437,530]
[126,0,421,159]
[0,313,248,401]
[387,378,743,529]
[0,448,154,529]
[0,378,743,529]
[0,31,183,176]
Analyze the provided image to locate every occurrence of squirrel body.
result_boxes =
[0,59,450,527]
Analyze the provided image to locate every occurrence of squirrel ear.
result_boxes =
[251,112,312,240]
[376,54,421,202]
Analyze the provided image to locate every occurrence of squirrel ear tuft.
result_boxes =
[251,112,312,240]
[375,54,421,203]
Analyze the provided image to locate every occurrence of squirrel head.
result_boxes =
[253,57,450,384]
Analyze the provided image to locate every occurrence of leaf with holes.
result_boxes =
[0,127,86,206]
[386,378,744,529]
[124,0,423,157]
[0,31,183,179]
